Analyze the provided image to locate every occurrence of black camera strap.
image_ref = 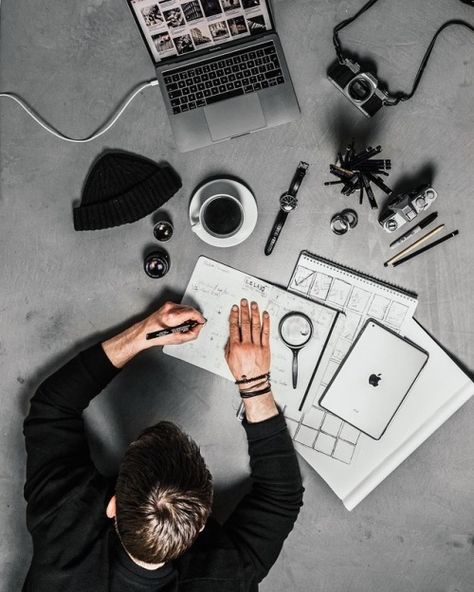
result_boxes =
[333,0,474,105]
[333,0,379,63]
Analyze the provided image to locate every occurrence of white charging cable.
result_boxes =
[0,79,159,143]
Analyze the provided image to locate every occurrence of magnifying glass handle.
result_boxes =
[292,349,299,389]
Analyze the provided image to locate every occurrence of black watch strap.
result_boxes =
[264,161,309,256]
[264,210,288,256]
[287,161,309,198]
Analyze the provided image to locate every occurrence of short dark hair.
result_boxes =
[115,421,213,564]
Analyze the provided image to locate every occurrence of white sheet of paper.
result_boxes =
[293,318,474,510]
[164,257,342,411]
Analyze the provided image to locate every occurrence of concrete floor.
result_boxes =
[1,0,474,590]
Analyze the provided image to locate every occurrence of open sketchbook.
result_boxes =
[164,257,343,411]
[292,317,474,510]
[285,252,473,509]
[283,251,419,465]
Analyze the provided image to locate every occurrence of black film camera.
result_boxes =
[378,186,438,232]
[328,58,389,117]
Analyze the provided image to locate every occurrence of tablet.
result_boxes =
[319,319,428,440]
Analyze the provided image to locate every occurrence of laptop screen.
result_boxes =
[128,0,274,63]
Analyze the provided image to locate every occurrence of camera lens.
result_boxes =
[144,251,170,278]
[348,77,373,102]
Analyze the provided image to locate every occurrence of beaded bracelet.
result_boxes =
[240,385,273,399]
[235,372,270,385]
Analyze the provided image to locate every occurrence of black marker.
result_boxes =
[389,212,438,249]
[361,174,378,209]
[146,319,206,340]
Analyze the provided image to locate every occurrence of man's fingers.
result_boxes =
[250,301,261,344]
[171,329,200,345]
[189,324,204,338]
[240,299,251,343]
[170,305,206,325]
[229,304,240,344]
[261,311,270,347]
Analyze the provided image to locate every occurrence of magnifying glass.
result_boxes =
[279,312,313,389]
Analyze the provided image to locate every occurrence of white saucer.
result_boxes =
[189,178,258,248]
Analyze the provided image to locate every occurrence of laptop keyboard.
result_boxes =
[163,40,284,114]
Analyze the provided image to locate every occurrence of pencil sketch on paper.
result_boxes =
[286,252,418,464]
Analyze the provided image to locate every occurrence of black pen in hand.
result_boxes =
[146,319,206,340]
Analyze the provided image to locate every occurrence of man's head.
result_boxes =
[107,421,213,565]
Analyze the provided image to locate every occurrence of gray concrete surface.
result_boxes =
[1,0,473,590]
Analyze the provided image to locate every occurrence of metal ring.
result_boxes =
[340,208,358,229]
[330,214,349,235]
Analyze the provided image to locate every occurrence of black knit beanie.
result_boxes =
[73,152,182,231]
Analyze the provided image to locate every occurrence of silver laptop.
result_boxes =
[127,0,300,152]
[319,320,428,440]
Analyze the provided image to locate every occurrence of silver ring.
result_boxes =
[330,214,349,235]
[340,208,358,229]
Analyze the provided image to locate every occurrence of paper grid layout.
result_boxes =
[286,251,418,465]
[164,257,340,411]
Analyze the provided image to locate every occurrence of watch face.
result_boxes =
[280,193,298,212]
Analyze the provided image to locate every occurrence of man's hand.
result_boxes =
[103,301,205,368]
[225,299,270,381]
[141,302,206,347]
[225,299,278,423]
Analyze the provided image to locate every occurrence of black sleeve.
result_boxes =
[23,343,120,531]
[222,412,304,583]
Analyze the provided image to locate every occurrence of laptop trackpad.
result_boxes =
[204,93,266,141]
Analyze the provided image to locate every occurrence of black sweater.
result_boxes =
[22,344,304,591]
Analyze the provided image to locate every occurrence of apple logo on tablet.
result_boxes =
[369,373,382,387]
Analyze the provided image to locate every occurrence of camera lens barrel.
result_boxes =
[348,77,373,102]
[144,250,170,278]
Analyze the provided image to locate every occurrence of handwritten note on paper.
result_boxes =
[163,257,340,411]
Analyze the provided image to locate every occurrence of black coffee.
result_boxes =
[202,196,243,236]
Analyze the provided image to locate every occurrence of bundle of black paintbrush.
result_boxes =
[324,141,392,209]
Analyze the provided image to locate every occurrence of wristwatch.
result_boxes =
[264,161,309,256]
